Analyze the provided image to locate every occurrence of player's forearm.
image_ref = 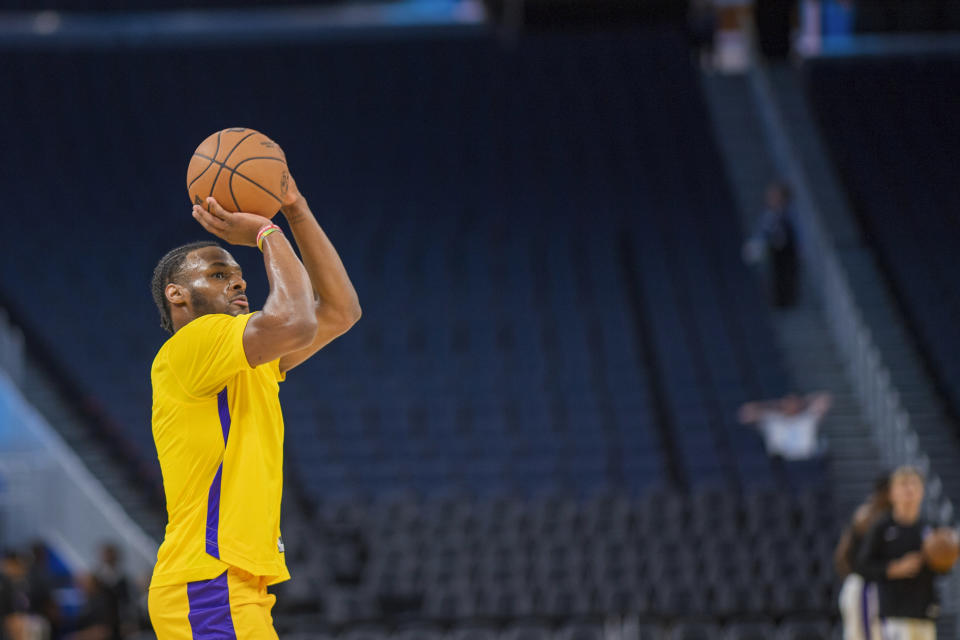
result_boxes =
[260,231,316,331]
[281,196,361,322]
[833,529,852,575]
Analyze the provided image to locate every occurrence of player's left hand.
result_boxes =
[280,172,302,209]
[192,197,271,247]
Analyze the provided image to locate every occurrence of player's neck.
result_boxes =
[892,507,920,525]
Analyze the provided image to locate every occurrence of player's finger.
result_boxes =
[205,197,231,220]
[193,205,227,231]
[191,207,215,232]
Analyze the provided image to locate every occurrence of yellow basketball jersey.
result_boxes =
[150,313,290,588]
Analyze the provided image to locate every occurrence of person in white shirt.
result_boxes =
[738,391,832,460]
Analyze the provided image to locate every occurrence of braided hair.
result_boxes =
[151,241,220,334]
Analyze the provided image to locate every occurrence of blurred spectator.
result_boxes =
[66,574,111,640]
[0,551,48,640]
[835,473,891,640]
[0,552,23,640]
[92,544,130,640]
[26,542,61,637]
[857,466,942,640]
[739,391,832,460]
[743,182,799,308]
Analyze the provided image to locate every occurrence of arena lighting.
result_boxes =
[0,1,487,48]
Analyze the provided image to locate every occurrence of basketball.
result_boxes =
[924,527,960,572]
[186,127,289,219]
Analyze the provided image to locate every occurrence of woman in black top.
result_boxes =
[835,474,890,640]
[857,467,941,640]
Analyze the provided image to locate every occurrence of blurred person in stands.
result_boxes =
[93,544,130,640]
[857,467,941,640]
[148,170,360,639]
[68,573,111,640]
[835,473,891,640]
[738,391,832,460]
[0,551,26,640]
[743,181,799,308]
[0,551,46,640]
[25,543,60,638]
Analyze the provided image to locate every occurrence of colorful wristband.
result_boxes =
[256,224,282,252]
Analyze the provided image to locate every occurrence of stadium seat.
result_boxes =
[447,627,499,640]
[500,623,553,640]
[395,626,445,640]
[722,622,776,640]
[774,620,832,640]
[665,622,722,640]
[342,628,389,640]
[554,623,605,640]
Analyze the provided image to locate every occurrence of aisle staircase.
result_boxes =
[17,358,164,540]
[700,72,880,515]
[763,64,960,515]
[703,61,960,638]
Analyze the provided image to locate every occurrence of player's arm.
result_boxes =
[851,503,875,536]
[193,198,317,367]
[854,520,890,581]
[833,525,854,577]
[738,400,774,424]
[274,179,361,373]
[855,520,923,580]
[806,391,833,419]
[836,504,879,575]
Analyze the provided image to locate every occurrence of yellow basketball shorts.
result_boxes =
[148,568,279,640]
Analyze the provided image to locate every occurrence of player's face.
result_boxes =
[180,247,249,318]
[890,473,924,520]
[781,394,803,415]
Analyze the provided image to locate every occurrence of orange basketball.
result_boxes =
[186,127,289,219]
[924,527,960,573]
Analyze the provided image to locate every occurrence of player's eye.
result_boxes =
[212,272,225,279]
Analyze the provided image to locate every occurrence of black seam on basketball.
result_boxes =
[195,153,286,166]
[231,156,287,164]
[228,171,241,212]
[206,131,256,199]
[231,170,282,204]
[188,130,222,190]
[192,153,285,203]
[232,157,286,201]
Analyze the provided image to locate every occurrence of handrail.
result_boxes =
[0,309,24,386]
[0,369,158,576]
[747,63,959,626]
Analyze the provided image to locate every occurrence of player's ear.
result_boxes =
[165,283,187,307]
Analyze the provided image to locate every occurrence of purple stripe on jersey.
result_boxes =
[205,463,224,558]
[217,388,231,442]
[862,580,874,639]
[187,571,237,639]
[206,388,232,558]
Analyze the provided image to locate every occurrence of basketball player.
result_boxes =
[147,174,361,639]
[834,473,891,640]
[856,467,938,640]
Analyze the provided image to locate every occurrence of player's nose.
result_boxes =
[231,276,246,291]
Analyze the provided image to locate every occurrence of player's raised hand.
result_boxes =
[193,197,272,247]
[280,172,302,208]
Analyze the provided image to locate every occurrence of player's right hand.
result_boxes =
[193,197,271,247]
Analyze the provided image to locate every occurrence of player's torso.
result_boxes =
[876,517,936,617]
[150,347,287,586]
[877,518,924,560]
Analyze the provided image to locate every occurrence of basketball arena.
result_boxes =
[0,1,959,639]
